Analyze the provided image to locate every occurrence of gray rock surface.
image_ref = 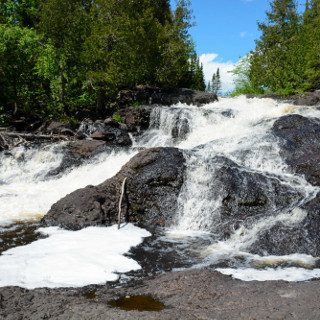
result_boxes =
[272,114,320,186]
[1,268,320,320]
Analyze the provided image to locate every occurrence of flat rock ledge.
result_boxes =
[1,268,320,320]
[247,90,320,106]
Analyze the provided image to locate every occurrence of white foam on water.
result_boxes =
[2,96,320,284]
[0,223,150,289]
[217,267,320,282]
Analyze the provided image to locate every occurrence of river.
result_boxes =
[1,96,320,288]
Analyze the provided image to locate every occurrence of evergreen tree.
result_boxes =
[0,0,202,121]
[0,0,39,27]
[206,80,211,92]
[38,0,92,115]
[210,68,221,95]
[303,0,320,90]
[250,0,301,94]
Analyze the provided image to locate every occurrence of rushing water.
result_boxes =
[1,96,320,288]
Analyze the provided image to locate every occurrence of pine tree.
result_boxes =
[303,0,320,90]
[211,68,221,95]
[250,0,301,94]
[206,80,211,92]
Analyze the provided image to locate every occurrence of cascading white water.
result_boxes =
[0,144,137,225]
[135,96,320,280]
[1,95,320,287]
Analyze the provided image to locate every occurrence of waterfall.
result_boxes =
[1,95,320,287]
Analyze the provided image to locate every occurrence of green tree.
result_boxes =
[210,68,221,95]
[83,0,198,113]
[303,0,320,90]
[155,0,196,88]
[206,80,211,92]
[250,0,301,94]
[0,0,39,27]
[228,54,264,96]
[38,0,93,116]
[0,25,52,119]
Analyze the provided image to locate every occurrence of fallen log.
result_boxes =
[0,132,74,141]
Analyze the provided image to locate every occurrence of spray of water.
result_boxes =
[1,96,320,283]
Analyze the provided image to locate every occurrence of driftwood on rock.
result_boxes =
[118,177,127,229]
[0,132,73,141]
[0,131,75,152]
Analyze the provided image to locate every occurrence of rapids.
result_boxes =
[1,96,320,287]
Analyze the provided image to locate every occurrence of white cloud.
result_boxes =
[199,53,236,94]
[240,31,253,38]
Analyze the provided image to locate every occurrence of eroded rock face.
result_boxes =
[41,147,186,230]
[249,193,320,257]
[211,157,302,218]
[272,114,320,186]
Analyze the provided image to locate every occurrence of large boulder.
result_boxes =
[192,156,303,241]
[211,157,302,218]
[203,156,320,256]
[41,147,186,230]
[272,114,320,186]
[247,90,320,106]
[117,105,153,131]
[249,194,320,257]
[77,119,132,146]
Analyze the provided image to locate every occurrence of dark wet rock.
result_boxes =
[171,117,189,139]
[118,105,153,131]
[221,109,235,118]
[272,114,320,186]
[208,156,320,256]
[247,90,320,106]
[211,156,302,219]
[41,147,186,230]
[67,140,108,158]
[294,90,320,106]
[250,193,320,257]
[1,268,320,320]
[90,127,131,146]
[103,117,120,127]
[77,119,132,146]
[45,140,111,177]
[117,85,218,108]
[38,121,77,136]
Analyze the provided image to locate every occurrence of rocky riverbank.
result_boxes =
[1,268,320,320]
[41,112,320,257]
[2,92,320,320]
[247,89,320,106]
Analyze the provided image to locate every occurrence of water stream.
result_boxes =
[1,96,320,287]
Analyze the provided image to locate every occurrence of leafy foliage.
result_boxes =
[0,0,205,123]
[231,0,320,96]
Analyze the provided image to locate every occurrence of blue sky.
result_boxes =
[170,0,304,93]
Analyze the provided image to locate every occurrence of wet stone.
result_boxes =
[0,222,45,255]
[108,295,165,312]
